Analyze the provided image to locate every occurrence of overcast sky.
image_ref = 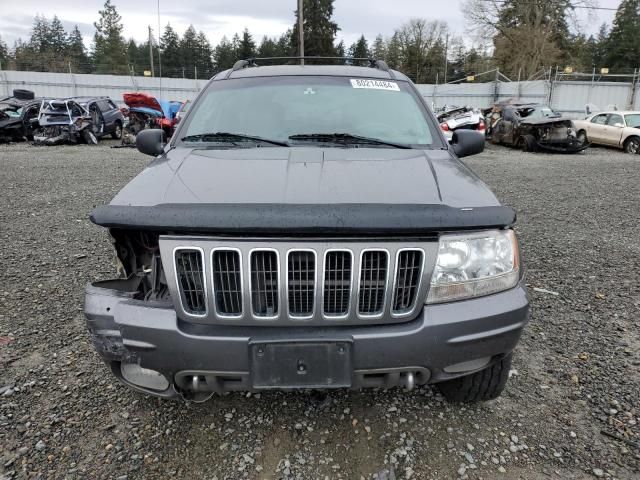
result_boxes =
[0,0,621,50]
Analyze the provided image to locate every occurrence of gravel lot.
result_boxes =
[0,140,639,480]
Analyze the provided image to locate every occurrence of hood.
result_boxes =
[110,147,499,209]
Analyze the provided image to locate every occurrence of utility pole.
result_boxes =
[298,0,304,65]
[148,26,155,77]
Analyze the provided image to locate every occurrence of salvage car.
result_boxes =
[437,105,485,141]
[85,58,529,403]
[33,99,98,145]
[0,89,41,142]
[486,103,586,153]
[75,97,125,140]
[574,111,640,154]
[121,93,182,144]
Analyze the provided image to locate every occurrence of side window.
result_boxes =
[98,100,111,112]
[107,100,117,110]
[591,114,607,125]
[607,114,623,126]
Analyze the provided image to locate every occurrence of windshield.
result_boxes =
[625,114,640,128]
[179,76,436,147]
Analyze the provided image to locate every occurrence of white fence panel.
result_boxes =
[0,70,203,104]
[552,81,632,117]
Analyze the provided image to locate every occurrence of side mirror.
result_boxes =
[136,129,165,157]
[613,122,624,128]
[450,130,485,158]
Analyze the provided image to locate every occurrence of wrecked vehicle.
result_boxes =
[437,106,485,141]
[486,103,586,153]
[75,97,125,140]
[85,58,529,403]
[121,93,181,145]
[0,89,41,142]
[33,99,98,145]
[574,111,640,154]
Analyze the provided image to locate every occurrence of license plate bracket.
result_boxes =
[250,341,352,389]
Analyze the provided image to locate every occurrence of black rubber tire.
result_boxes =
[623,136,640,154]
[438,354,512,403]
[82,129,98,145]
[577,130,588,145]
[521,135,538,152]
[111,122,123,140]
[12,89,35,100]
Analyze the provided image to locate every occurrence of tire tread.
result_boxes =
[438,354,512,403]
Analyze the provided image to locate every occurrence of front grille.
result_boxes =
[174,249,206,315]
[358,251,388,315]
[323,251,352,316]
[250,250,279,317]
[212,250,243,316]
[165,239,429,325]
[288,251,316,316]
[392,250,423,313]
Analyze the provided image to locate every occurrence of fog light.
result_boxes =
[120,363,169,391]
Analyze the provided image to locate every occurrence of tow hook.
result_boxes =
[404,372,415,391]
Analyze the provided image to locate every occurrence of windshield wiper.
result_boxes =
[181,132,289,147]
[288,133,412,149]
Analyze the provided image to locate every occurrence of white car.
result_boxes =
[574,111,640,154]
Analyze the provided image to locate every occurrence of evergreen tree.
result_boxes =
[49,16,68,53]
[604,0,640,71]
[195,31,214,78]
[291,0,339,58]
[30,15,52,53]
[93,0,128,74]
[335,40,345,58]
[385,32,402,70]
[179,25,199,78]
[349,35,369,62]
[213,36,237,71]
[0,35,8,68]
[371,34,386,60]
[160,24,181,77]
[258,36,278,58]
[237,28,257,59]
[68,25,92,73]
[276,31,293,57]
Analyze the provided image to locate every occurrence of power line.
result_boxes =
[476,0,620,11]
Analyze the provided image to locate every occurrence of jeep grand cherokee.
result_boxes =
[85,58,529,402]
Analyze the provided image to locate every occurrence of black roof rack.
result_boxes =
[225,57,395,79]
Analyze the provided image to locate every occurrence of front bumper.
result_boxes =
[84,280,529,399]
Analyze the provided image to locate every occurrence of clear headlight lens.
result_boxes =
[426,229,520,304]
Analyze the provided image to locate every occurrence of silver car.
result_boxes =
[574,111,640,154]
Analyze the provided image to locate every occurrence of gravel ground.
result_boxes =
[0,140,638,480]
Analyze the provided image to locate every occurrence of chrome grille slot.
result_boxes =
[174,249,207,316]
[323,251,352,316]
[392,250,424,314]
[250,250,279,317]
[358,251,388,315]
[288,251,316,317]
[212,250,243,316]
[161,238,435,326]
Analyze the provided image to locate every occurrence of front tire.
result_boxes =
[111,122,123,140]
[82,129,98,145]
[624,136,640,154]
[438,354,512,403]
[577,130,588,145]
[521,135,538,152]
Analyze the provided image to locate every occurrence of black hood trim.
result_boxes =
[90,203,516,235]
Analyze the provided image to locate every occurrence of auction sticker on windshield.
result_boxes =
[350,79,400,91]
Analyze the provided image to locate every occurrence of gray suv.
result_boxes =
[85,58,529,402]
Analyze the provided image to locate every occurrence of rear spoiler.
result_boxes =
[90,203,516,235]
